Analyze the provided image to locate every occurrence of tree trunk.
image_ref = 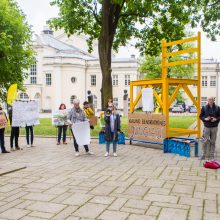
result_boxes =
[98,0,123,110]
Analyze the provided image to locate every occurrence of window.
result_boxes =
[19,93,29,100]
[46,73,52,85]
[113,97,118,108]
[93,95,97,109]
[70,95,77,104]
[91,75,96,86]
[202,76,207,87]
[125,75,130,86]
[30,61,37,75]
[30,76,37,84]
[210,76,216,87]
[71,77,77,83]
[201,97,207,106]
[112,74,118,86]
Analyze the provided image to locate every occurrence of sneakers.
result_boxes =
[113,153,117,157]
[56,142,60,145]
[63,142,67,145]
[2,150,10,153]
[75,152,80,157]
[86,151,94,155]
[104,152,109,157]
[10,148,15,151]
[15,146,22,150]
[27,144,31,148]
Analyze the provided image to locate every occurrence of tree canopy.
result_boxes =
[0,0,34,101]
[50,0,220,108]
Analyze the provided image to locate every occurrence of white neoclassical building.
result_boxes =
[20,28,220,112]
[21,28,140,112]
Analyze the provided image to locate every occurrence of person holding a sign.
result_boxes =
[0,105,10,153]
[83,101,95,129]
[8,106,21,150]
[104,104,121,157]
[57,103,68,145]
[68,99,93,156]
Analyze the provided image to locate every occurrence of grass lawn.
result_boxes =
[5,116,196,137]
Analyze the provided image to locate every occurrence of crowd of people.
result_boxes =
[1,96,220,160]
[0,98,122,157]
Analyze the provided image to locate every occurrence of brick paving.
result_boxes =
[0,133,219,220]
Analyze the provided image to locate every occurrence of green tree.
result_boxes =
[0,0,34,101]
[50,0,220,109]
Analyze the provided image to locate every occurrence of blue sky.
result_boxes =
[16,0,220,61]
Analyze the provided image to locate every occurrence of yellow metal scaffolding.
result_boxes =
[130,32,201,138]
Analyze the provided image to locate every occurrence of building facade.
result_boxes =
[20,28,220,112]
[21,28,140,112]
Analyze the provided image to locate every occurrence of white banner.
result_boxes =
[12,101,39,127]
[142,88,154,112]
[71,121,90,146]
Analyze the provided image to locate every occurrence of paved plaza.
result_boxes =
[0,134,220,220]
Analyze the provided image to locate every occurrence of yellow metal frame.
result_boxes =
[130,32,201,138]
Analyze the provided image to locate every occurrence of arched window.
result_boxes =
[19,93,29,100]
[70,95,77,104]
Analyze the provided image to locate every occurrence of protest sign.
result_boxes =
[0,111,7,129]
[52,110,68,126]
[89,116,98,126]
[12,101,39,127]
[72,121,90,146]
[142,88,154,112]
[128,112,166,142]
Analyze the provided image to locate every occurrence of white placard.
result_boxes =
[71,121,90,146]
[142,88,154,112]
[12,101,39,127]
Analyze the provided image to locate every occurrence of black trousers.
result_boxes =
[26,126,34,145]
[57,125,68,142]
[71,130,89,152]
[0,128,6,152]
[10,127,19,148]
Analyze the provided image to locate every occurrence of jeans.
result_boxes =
[0,128,6,152]
[58,125,68,142]
[71,130,89,152]
[106,141,117,153]
[10,127,19,148]
[26,126,34,145]
[202,126,218,158]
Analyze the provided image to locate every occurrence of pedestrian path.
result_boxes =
[0,137,219,219]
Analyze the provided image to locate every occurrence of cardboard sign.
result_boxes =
[89,116,97,126]
[72,121,90,146]
[128,112,166,142]
[0,111,7,129]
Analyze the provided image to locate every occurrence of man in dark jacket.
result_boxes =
[200,97,220,160]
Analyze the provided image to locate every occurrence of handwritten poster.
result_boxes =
[72,121,90,146]
[52,110,68,126]
[128,112,166,143]
[12,101,39,127]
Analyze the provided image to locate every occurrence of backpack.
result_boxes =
[204,161,220,169]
